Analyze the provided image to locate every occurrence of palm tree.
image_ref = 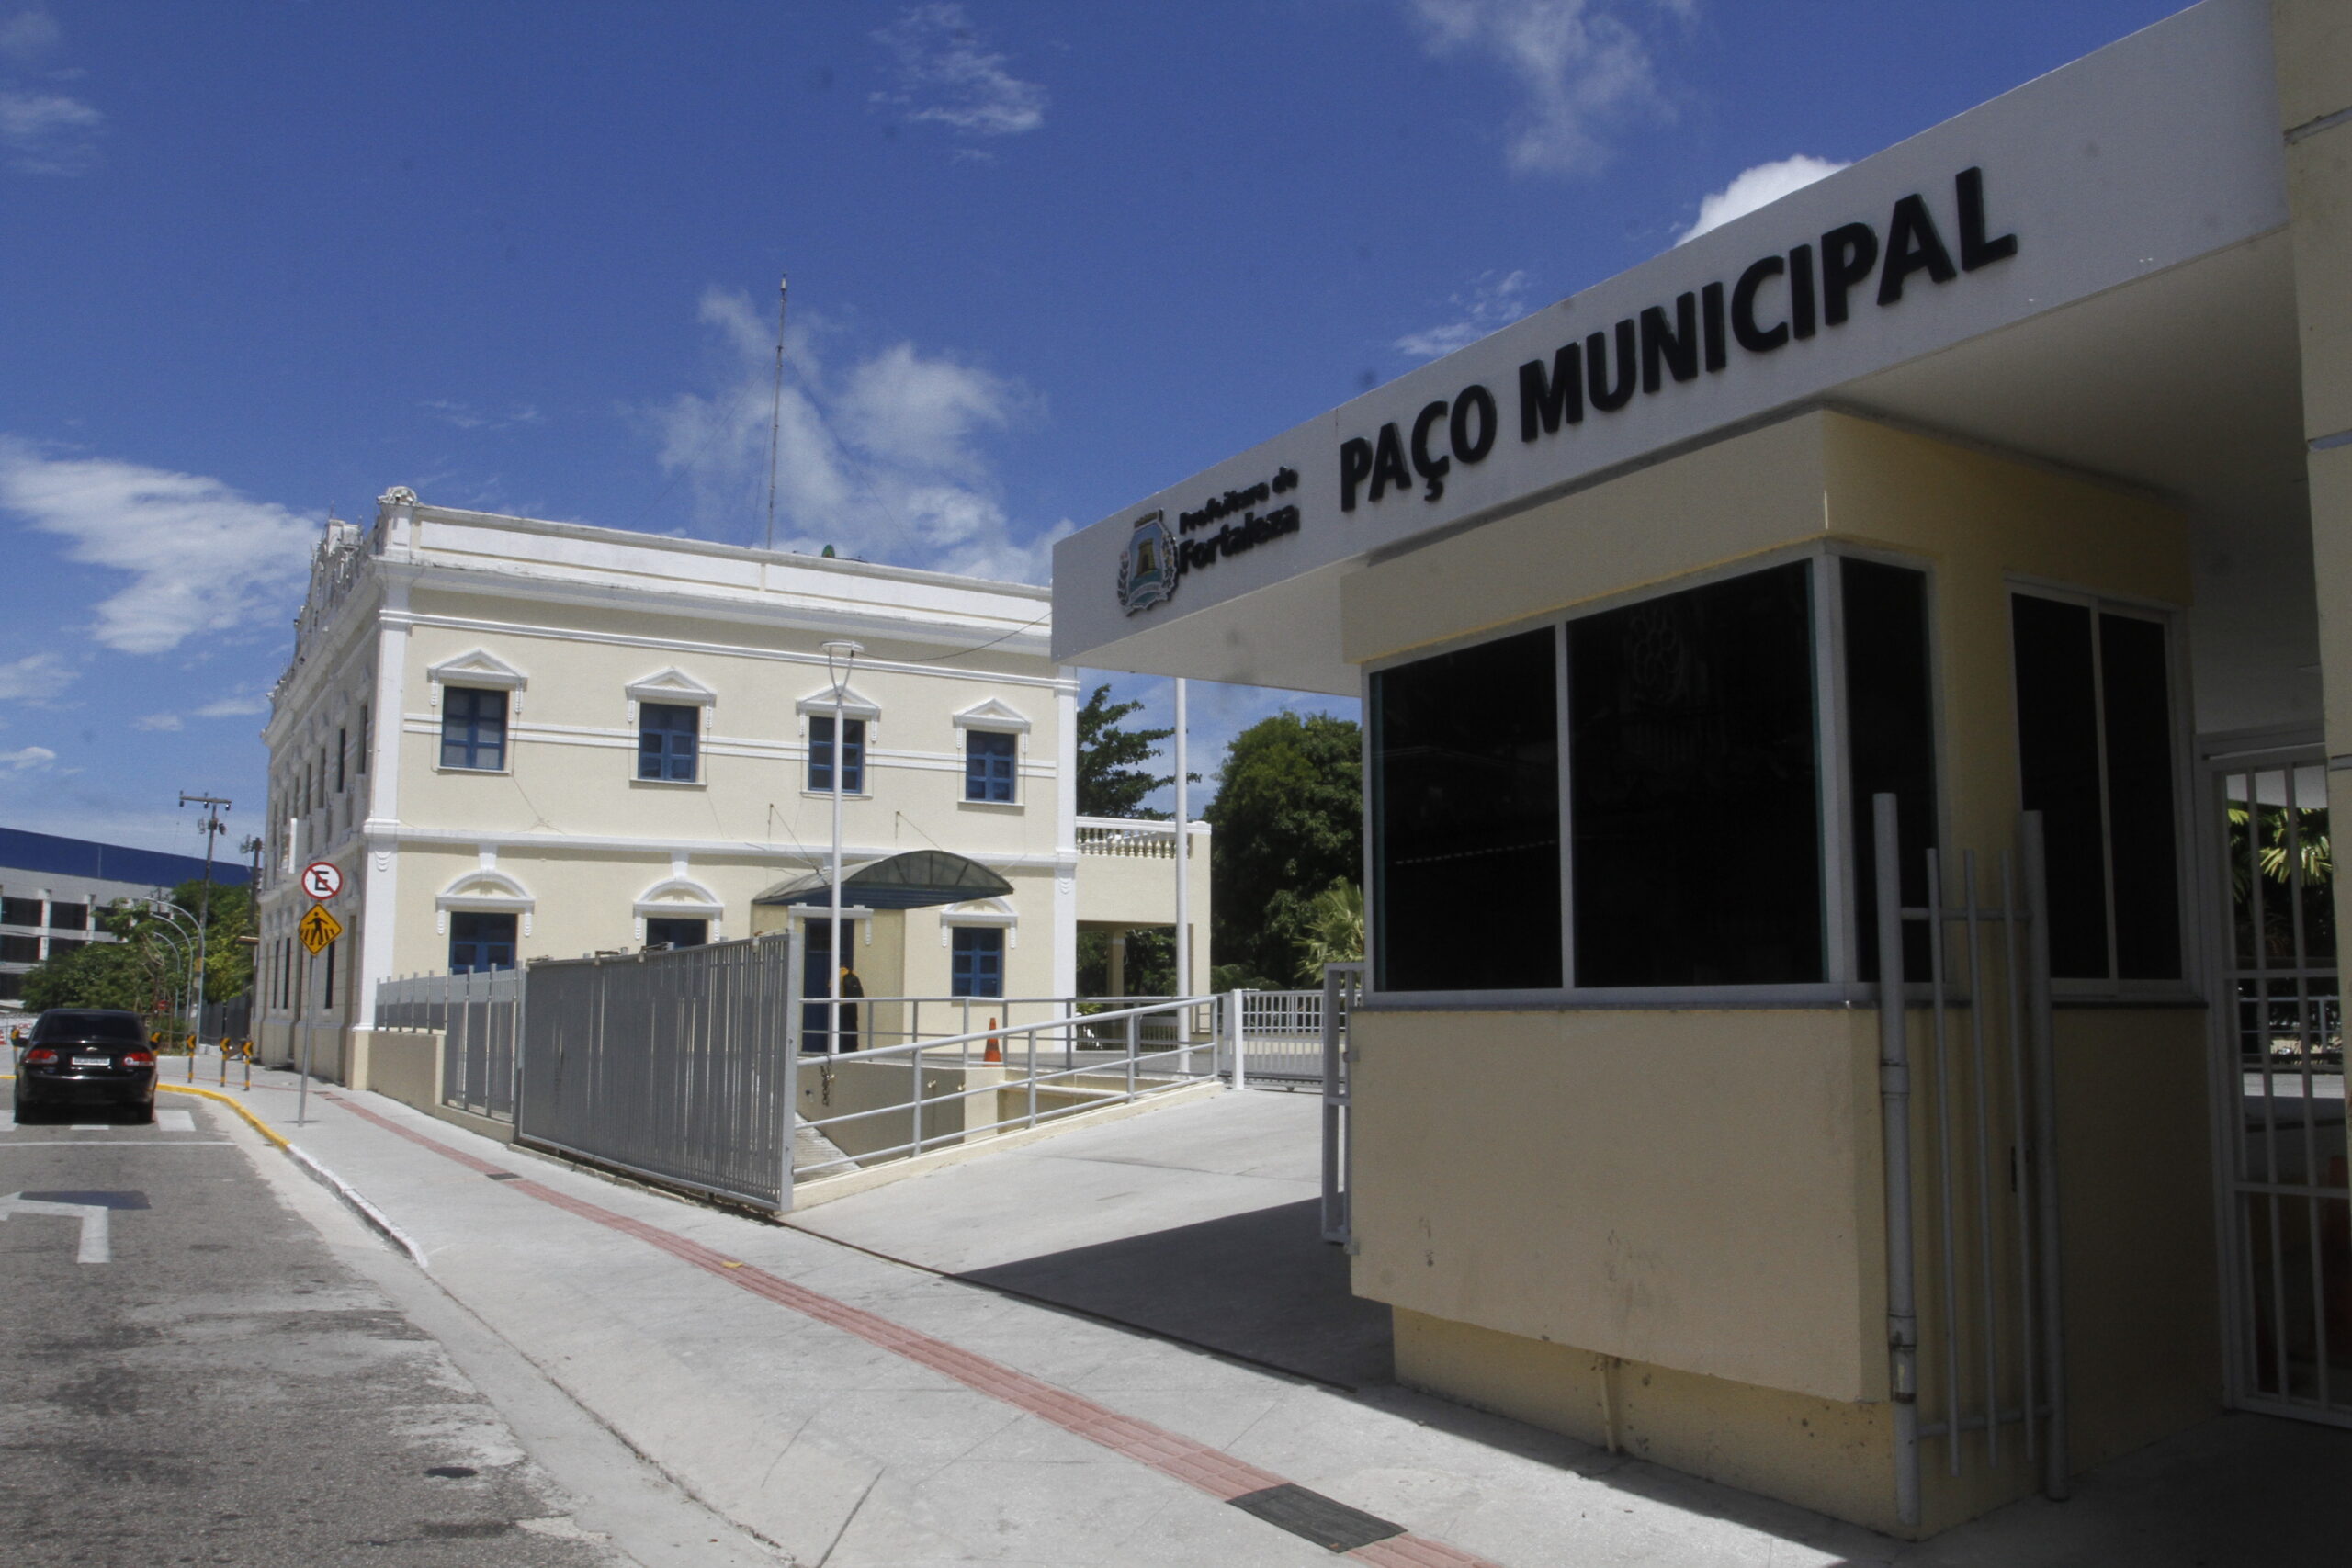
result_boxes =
[1293,878,1364,984]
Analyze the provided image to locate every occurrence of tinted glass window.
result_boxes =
[1844,559,1937,981]
[966,730,1018,802]
[808,716,865,793]
[638,703,699,782]
[440,687,509,771]
[1372,626,1561,992]
[47,902,87,931]
[1571,562,1822,987]
[1,934,38,963]
[2100,614,2180,979]
[2012,595,2180,982]
[2011,596,2107,978]
[0,896,39,927]
[33,1010,143,1043]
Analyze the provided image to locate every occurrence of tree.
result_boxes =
[1204,712,1362,985]
[17,878,255,1020]
[1075,683,1173,818]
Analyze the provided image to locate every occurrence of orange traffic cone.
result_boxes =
[983,1017,1001,1065]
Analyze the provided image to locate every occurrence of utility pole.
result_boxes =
[179,793,231,1043]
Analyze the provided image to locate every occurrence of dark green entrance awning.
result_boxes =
[752,850,1013,912]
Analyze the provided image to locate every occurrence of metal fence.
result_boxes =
[373,967,520,1121]
[1234,987,1352,1082]
[515,936,798,1211]
[1871,796,2064,1529]
[794,989,1227,1183]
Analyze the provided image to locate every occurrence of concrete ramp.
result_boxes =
[783,1089,1392,1388]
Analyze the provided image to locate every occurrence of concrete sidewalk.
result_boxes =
[209,1069,2343,1567]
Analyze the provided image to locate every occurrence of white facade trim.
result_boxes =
[624,666,718,708]
[426,648,528,694]
[796,681,882,721]
[952,697,1032,733]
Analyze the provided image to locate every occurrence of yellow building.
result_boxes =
[1052,0,2347,1538]
[257,490,1207,1083]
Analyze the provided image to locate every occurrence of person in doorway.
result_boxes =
[837,963,864,1052]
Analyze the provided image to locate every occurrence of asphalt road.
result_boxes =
[0,1093,633,1568]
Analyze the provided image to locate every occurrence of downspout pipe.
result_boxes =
[1874,794,1922,1529]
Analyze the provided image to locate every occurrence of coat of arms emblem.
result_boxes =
[1115,510,1177,615]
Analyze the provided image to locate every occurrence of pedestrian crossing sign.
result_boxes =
[299,904,343,955]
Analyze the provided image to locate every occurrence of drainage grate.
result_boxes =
[1227,1483,1403,1552]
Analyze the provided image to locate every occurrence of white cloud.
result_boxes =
[1407,0,1679,176]
[872,3,1046,138]
[194,693,269,717]
[132,712,181,731]
[0,439,319,655]
[0,86,98,174]
[422,399,544,432]
[0,649,71,701]
[0,743,54,771]
[0,6,61,62]
[1395,269,1537,360]
[1676,153,1848,245]
[644,288,1069,584]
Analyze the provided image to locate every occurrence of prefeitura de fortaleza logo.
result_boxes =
[1115,509,1176,615]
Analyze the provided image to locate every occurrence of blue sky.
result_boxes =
[0,0,2189,851]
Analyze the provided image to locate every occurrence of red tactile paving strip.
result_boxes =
[318,1094,1505,1566]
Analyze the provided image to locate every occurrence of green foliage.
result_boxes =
[21,938,152,1013]
[1210,962,1281,993]
[1292,878,1365,984]
[1076,683,1174,819]
[1204,711,1362,985]
[1076,925,1177,997]
[18,876,255,1021]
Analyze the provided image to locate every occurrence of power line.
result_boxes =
[764,275,788,553]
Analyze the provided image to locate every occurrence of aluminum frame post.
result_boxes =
[2019,810,2070,1500]
[1873,794,1921,1529]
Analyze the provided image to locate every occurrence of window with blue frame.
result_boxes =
[449,911,517,972]
[965,729,1017,802]
[440,687,508,771]
[950,926,1004,998]
[808,716,865,793]
[638,702,699,782]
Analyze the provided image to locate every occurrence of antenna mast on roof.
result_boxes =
[763,274,788,553]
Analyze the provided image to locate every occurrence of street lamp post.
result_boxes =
[179,793,231,1043]
[146,900,200,1040]
[820,640,863,1056]
[1173,679,1189,1005]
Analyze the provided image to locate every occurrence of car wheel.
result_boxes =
[130,1100,154,1125]
[13,1093,41,1126]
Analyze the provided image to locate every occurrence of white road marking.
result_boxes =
[156,1110,195,1133]
[0,1140,232,1146]
[0,1192,112,1262]
[71,1124,107,1132]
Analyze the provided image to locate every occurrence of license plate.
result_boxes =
[73,1055,111,1067]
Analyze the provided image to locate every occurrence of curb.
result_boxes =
[282,1140,433,1270]
[158,1082,290,1147]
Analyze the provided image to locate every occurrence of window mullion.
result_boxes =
[2087,609,2122,986]
[1555,622,1575,991]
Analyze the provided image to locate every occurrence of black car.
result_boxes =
[13,1009,158,1122]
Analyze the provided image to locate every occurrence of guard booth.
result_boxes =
[1049,1,2347,1538]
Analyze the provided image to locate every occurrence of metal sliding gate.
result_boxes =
[515,934,801,1210]
[1871,797,2066,1528]
[2213,752,2349,1427]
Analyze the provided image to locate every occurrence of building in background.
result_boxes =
[254,489,1207,1080]
[1052,0,2348,1540]
[0,826,251,1007]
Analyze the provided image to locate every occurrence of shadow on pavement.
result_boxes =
[955,1195,1395,1389]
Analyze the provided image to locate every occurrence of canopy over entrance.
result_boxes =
[752,850,1013,911]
